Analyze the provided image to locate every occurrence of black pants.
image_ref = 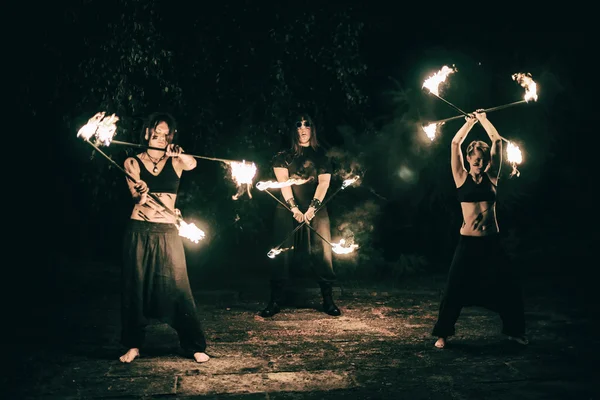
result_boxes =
[432,234,525,338]
[121,220,207,354]
[270,206,336,284]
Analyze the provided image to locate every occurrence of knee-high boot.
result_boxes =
[259,280,285,318]
[319,281,341,316]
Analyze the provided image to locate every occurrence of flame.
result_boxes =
[506,141,523,165]
[422,65,457,96]
[256,178,312,191]
[77,112,106,141]
[176,219,206,243]
[230,160,257,184]
[96,113,120,145]
[77,111,120,145]
[331,238,359,255]
[267,246,294,259]
[342,175,360,189]
[506,141,523,178]
[422,123,439,141]
[230,161,257,200]
[512,72,538,102]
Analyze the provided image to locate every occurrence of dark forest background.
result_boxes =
[14,2,593,307]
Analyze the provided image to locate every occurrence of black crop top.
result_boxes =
[456,173,496,203]
[133,156,180,194]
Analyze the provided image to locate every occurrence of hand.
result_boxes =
[465,113,478,124]
[304,206,316,223]
[166,144,183,157]
[473,109,487,121]
[291,207,304,223]
[134,180,149,195]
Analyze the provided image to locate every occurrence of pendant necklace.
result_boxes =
[145,151,166,173]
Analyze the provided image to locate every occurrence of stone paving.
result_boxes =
[5,262,598,399]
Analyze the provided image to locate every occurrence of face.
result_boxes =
[296,119,311,146]
[146,121,170,148]
[466,149,488,174]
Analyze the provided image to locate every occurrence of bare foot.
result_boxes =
[193,352,210,363]
[434,337,446,349]
[119,348,140,363]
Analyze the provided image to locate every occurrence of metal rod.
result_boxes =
[109,140,243,164]
[424,88,470,116]
[267,181,352,253]
[83,139,179,220]
[263,189,334,248]
[425,100,529,125]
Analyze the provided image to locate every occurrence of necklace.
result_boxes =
[145,152,166,173]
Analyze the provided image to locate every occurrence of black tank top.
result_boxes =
[134,156,180,194]
[456,173,496,203]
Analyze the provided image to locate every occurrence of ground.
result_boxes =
[5,261,597,399]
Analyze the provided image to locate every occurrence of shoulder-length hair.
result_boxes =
[290,113,319,156]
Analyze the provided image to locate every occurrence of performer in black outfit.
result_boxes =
[119,112,210,363]
[260,113,341,318]
[432,110,528,348]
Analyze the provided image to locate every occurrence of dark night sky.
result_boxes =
[13,2,594,300]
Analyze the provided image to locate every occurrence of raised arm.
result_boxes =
[451,115,477,187]
[474,110,502,179]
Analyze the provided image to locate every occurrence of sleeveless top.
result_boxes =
[456,173,496,203]
[133,156,180,194]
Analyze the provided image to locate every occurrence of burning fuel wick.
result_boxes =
[263,177,360,256]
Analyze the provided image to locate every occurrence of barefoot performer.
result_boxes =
[432,110,528,349]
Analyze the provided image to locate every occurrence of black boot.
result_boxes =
[259,280,284,318]
[320,282,341,316]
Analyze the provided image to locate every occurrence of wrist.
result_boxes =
[309,198,322,209]
[286,197,298,210]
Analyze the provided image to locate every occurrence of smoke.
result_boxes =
[326,145,365,182]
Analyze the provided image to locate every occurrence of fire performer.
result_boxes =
[432,110,528,348]
[119,112,210,363]
[260,113,341,318]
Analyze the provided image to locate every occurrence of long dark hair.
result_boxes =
[290,113,319,156]
[140,112,177,145]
